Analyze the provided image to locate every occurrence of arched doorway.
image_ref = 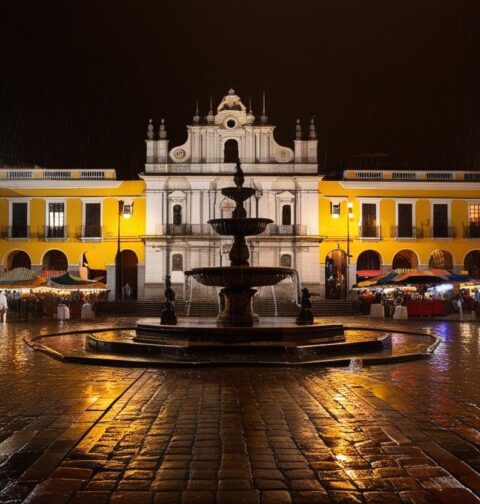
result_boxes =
[42,250,68,277]
[429,250,453,271]
[6,250,31,270]
[224,139,239,163]
[392,249,418,270]
[325,249,346,299]
[464,250,480,279]
[119,250,138,299]
[356,250,382,280]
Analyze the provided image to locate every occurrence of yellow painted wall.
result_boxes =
[319,180,480,272]
[0,180,145,269]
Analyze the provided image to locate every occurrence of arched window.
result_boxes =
[173,205,182,226]
[224,139,239,163]
[7,250,31,270]
[282,205,292,225]
[392,250,418,270]
[280,254,292,267]
[42,250,68,272]
[357,250,381,271]
[172,254,183,271]
[464,250,480,279]
[428,250,453,271]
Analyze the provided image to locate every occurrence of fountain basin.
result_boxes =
[221,187,256,202]
[185,266,294,288]
[208,218,272,236]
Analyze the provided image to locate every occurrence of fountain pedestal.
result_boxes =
[218,287,257,326]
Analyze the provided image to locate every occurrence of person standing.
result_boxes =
[0,290,8,322]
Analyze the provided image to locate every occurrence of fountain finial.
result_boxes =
[234,160,244,189]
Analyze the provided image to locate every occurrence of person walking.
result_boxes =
[0,290,8,322]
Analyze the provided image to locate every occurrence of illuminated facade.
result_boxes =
[0,168,145,299]
[141,89,321,299]
[320,169,480,299]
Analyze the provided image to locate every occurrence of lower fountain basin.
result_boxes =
[185,266,294,288]
[208,218,272,236]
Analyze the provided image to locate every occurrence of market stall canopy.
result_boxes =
[46,273,109,291]
[356,269,383,278]
[48,273,96,285]
[355,269,470,288]
[0,267,37,284]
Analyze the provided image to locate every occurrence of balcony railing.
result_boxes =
[0,168,116,180]
[44,225,68,240]
[163,224,214,236]
[430,226,455,238]
[149,223,309,237]
[359,225,381,239]
[464,223,480,238]
[80,225,102,239]
[1,225,30,239]
[265,224,307,236]
[391,225,423,239]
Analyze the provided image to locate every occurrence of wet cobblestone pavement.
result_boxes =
[0,317,480,503]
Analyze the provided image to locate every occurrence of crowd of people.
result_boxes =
[0,289,109,321]
[358,285,480,317]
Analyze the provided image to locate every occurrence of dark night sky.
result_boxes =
[0,0,479,178]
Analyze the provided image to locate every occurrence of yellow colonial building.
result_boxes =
[1,163,480,302]
[319,168,480,299]
[0,167,145,299]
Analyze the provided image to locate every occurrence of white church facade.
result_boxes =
[141,89,322,299]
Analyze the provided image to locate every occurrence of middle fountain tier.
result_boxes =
[185,162,294,326]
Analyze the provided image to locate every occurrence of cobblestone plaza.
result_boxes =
[0,318,479,503]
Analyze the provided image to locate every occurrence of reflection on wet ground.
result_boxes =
[33,327,436,364]
[0,316,479,503]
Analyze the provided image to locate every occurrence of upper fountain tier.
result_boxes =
[185,161,295,325]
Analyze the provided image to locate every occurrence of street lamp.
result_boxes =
[346,201,354,300]
[115,200,134,301]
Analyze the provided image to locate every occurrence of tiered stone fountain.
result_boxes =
[134,163,346,354]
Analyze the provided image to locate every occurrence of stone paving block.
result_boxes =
[262,490,292,504]
[218,479,252,490]
[50,466,94,479]
[110,491,154,503]
[254,478,287,490]
[151,479,186,491]
[187,480,218,491]
[217,489,260,504]
[85,480,118,491]
[153,492,181,504]
[180,490,215,503]
[118,480,153,491]
[328,490,364,503]
[429,488,480,503]
[67,491,111,504]
[284,468,316,480]
[363,491,403,503]
[398,490,441,504]
[292,490,331,503]
[290,479,326,491]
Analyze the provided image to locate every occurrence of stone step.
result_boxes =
[95,299,361,317]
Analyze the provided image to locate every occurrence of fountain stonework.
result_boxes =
[134,163,346,355]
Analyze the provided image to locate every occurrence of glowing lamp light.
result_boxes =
[122,202,134,219]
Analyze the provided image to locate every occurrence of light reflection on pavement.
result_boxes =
[0,316,479,503]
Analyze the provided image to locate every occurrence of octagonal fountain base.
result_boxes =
[134,317,345,345]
